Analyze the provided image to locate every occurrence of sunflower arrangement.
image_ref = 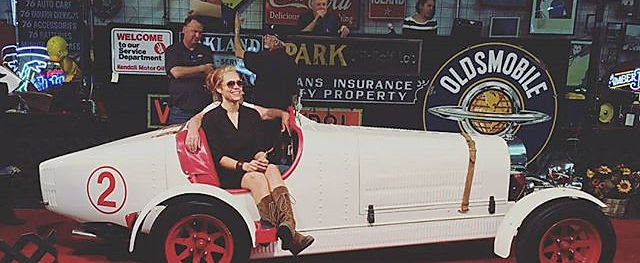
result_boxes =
[583,164,640,200]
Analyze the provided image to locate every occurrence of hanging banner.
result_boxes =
[368,0,406,20]
[111,28,173,75]
[264,0,359,28]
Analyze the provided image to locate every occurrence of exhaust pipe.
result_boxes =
[71,229,98,239]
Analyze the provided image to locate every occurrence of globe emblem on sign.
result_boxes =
[428,80,551,138]
[468,89,513,135]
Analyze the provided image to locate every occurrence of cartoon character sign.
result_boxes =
[424,42,556,163]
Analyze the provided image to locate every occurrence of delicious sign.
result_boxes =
[111,28,172,75]
[265,0,359,28]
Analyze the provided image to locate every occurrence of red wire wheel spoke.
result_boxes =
[165,214,235,263]
[538,219,602,263]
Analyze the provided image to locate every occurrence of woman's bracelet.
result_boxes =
[236,161,244,171]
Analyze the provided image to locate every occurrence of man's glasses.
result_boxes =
[225,80,245,88]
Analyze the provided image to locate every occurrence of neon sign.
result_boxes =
[609,68,640,91]
[1,44,65,92]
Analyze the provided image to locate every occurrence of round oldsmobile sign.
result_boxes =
[423,42,557,163]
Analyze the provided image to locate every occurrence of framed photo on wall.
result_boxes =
[623,23,640,52]
[565,40,592,99]
[530,0,578,34]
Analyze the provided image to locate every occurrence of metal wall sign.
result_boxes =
[111,28,173,75]
[200,33,425,105]
[147,94,171,129]
[285,36,421,76]
[424,42,557,164]
[15,0,82,53]
[368,0,406,19]
[298,73,428,104]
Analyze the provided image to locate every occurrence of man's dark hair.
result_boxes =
[184,15,205,27]
[415,0,435,13]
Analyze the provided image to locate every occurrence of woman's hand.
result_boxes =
[254,148,274,163]
[244,159,268,173]
[186,126,201,153]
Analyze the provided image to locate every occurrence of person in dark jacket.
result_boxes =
[296,0,349,37]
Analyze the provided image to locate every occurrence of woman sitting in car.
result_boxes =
[198,65,313,255]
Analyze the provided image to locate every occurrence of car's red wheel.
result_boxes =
[150,201,250,263]
[538,219,602,263]
[165,214,235,263]
[516,199,615,263]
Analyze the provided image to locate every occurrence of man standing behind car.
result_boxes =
[234,18,298,162]
[296,0,349,38]
[166,16,215,124]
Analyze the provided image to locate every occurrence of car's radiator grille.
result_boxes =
[41,167,57,207]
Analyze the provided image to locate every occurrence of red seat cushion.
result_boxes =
[176,129,220,186]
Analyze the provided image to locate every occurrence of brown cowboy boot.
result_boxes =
[289,232,315,256]
[256,195,277,227]
[271,186,314,255]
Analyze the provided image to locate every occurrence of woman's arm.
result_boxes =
[219,156,268,173]
[185,111,205,153]
[186,102,221,153]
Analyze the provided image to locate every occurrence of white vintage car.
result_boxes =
[39,107,615,263]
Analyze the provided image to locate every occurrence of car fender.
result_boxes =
[493,187,605,258]
[128,184,256,253]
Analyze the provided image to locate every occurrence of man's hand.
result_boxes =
[315,9,327,19]
[280,111,291,135]
[339,25,350,38]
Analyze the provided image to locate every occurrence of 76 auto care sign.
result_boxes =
[111,28,172,75]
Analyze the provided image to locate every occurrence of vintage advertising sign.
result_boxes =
[201,34,264,67]
[369,0,406,19]
[300,107,362,125]
[284,36,421,76]
[16,0,83,53]
[200,33,426,104]
[265,0,359,28]
[298,74,428,104]
[148,94,171,129]
[111,28,172,75]
[423,42,557,163]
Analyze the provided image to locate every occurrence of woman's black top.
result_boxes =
[202,105,264,188]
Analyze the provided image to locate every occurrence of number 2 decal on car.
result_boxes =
[87,166,128,214]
